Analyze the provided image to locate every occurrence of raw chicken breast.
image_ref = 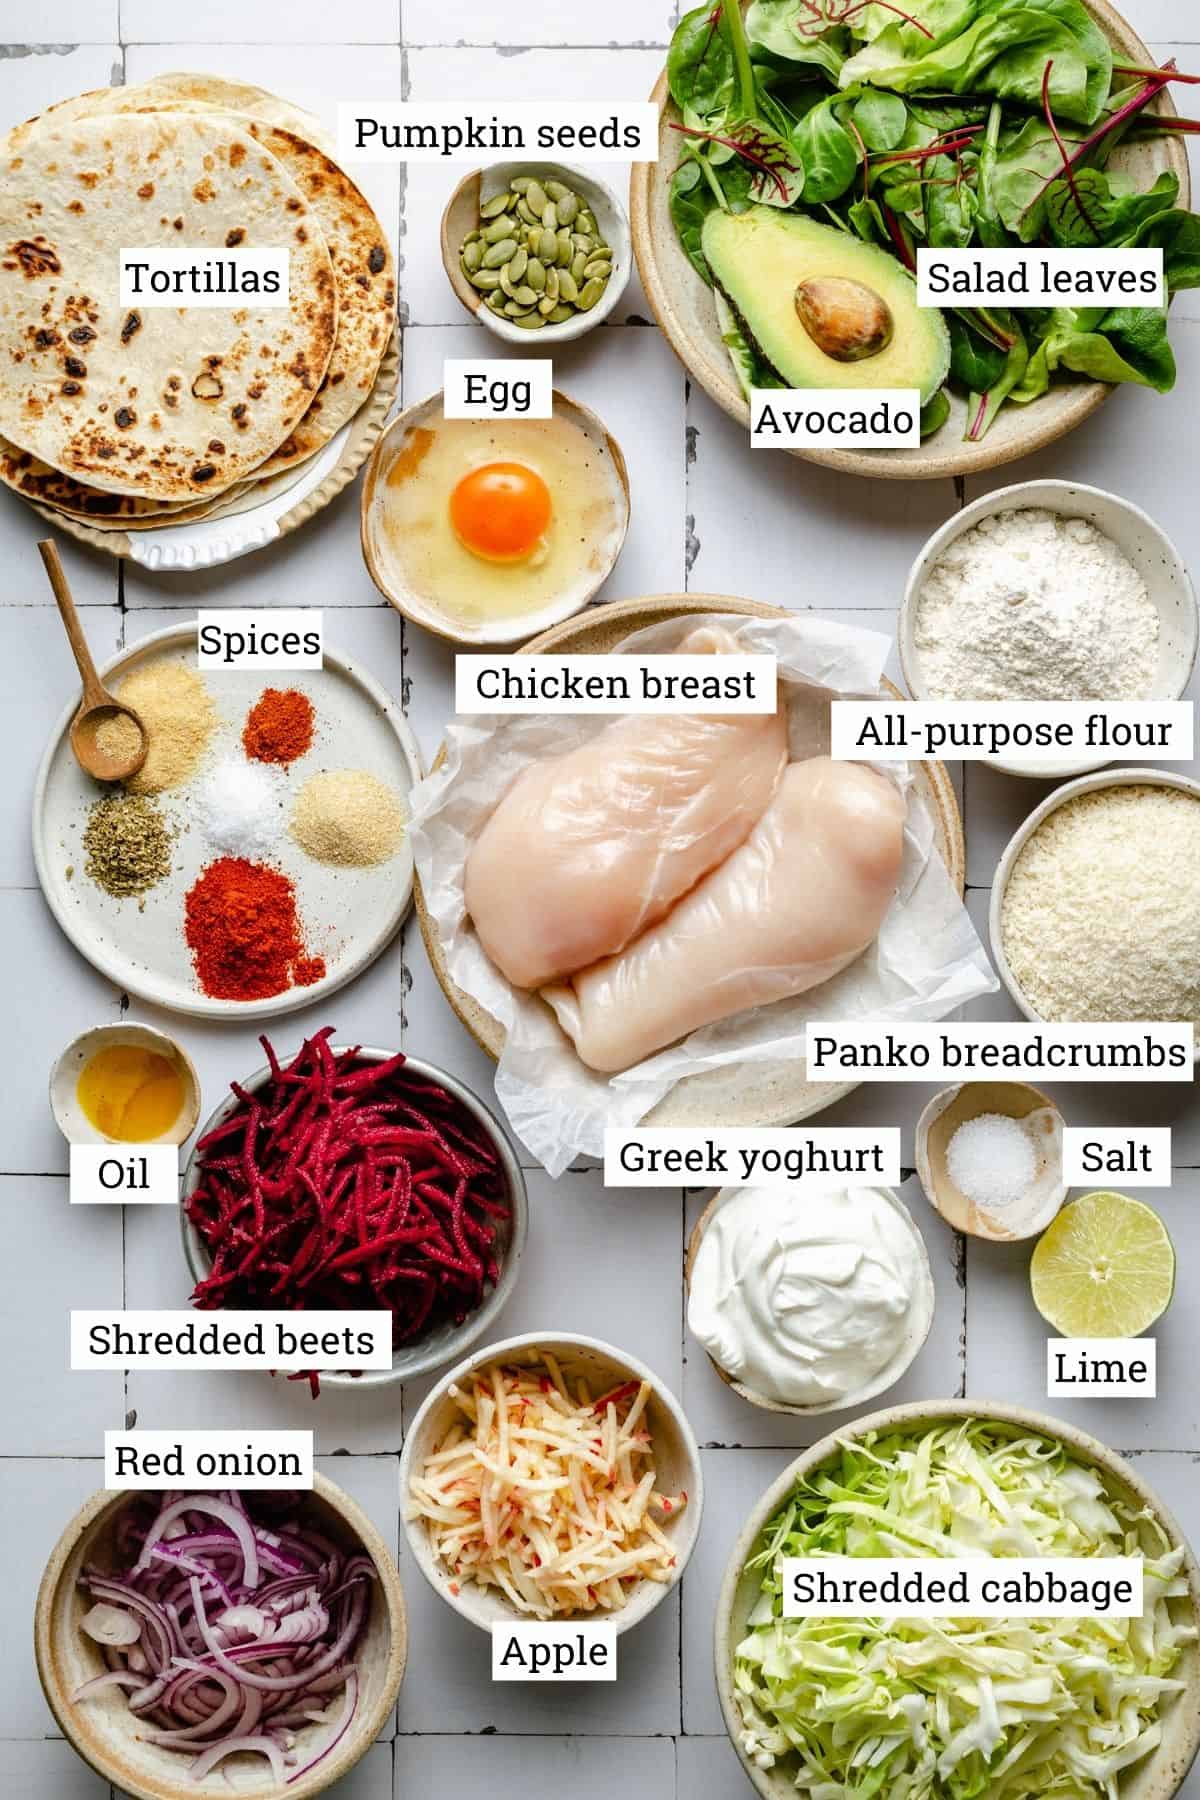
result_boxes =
[544,757,905,1073]
[464,627,788,990]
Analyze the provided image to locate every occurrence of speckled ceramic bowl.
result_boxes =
[51,1022,201,1147]
[36,1475,407,1800]
[717,1400,1200,1800]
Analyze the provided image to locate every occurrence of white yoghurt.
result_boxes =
[687,1185,934,1409]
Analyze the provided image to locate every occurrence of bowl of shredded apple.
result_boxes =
[717,1401,1200,1800]
[400,1331,702,1634]
[359,387,629,647]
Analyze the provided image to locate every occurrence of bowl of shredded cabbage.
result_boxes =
[717,1402,1200,1800]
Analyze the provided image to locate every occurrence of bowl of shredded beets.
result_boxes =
[35,1478,407,1799]
[181,1029,527,1390]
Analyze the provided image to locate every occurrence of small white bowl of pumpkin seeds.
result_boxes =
[441,160,631,343]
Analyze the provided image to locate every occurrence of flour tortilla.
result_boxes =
[5,73,337,160]
[0,113,337,501]
[0,430,229,519]
[9,94,394,476]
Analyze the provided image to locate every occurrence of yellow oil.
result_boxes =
[76,1045,184,1142]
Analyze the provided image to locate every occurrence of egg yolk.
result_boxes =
[449,461,552,562]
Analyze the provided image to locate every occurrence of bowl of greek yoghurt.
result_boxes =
[685,1185,935,1416]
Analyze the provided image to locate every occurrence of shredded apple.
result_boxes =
[406,1356,687,1616]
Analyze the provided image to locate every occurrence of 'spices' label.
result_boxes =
[455,654,777,715]
[604,1127,900,1188]
[70,1312,393,1371]
[443,359,552,419]
[118,248,289,306]
[337,101,657,163]
[830,700,1193,765]
[196,609,323,670]
[781,1557,1143,1619]
[1062,1127,1172,1187]
[491,1622,617,1682]
[1047,1339,1157,1399]
[916,248,1164,307]
[70,1144,177,1206]
[104,1430,315,1490]
[750,388,920,450]
[806,1023,1194,1082]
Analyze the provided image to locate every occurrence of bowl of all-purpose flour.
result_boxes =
[900,480,1197,778]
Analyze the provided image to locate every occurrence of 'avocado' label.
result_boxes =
[750,388,920,449]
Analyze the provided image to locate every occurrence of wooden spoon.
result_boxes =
[39,539,148,783]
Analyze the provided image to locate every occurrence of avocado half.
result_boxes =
[702,207,950,406]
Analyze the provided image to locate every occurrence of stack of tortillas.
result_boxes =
[0,72,396,540]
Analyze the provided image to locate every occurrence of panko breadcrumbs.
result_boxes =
[1000,784,1200,1025]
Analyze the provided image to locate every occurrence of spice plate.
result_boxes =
[33,624,422,1020]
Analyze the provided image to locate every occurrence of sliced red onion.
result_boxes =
[73,1492,373,1783]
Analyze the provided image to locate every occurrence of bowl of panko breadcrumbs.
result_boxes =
[991,768,1200,1052]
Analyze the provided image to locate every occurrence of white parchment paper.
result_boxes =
[408,613,997,1173]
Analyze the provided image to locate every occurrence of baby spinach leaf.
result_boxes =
[920,386,952,436]
[792,95,860,202]
[965,318,1029,439]
[745,0,847,79]
[948,312,1008,390]
[851,88,908,151]
[925,153,979,247]
[669,5,737,118]
[669,159,718,283]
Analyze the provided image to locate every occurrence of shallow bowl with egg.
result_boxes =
[399,1331,702,1634]
[360,388,630,646]
[899,480,1197,779]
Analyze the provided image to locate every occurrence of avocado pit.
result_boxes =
[795,276,893,363]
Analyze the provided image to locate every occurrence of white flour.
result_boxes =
[914,507,1160,701]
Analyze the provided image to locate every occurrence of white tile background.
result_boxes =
[2,4,1199,1796]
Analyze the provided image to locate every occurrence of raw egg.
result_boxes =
[450,461,552,563]
[370,399,629,638]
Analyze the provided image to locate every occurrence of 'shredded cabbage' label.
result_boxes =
[782,1557,1144,1619]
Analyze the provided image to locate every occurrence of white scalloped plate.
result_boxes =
[34,622,422,1019]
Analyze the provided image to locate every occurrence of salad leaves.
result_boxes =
[666,0,1200,438]
[734,1421,1195,1799]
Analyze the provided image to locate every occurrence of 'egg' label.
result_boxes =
[444,359,553,419]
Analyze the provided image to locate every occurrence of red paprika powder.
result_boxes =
[184,857,325,1000]
[242,687,315,765]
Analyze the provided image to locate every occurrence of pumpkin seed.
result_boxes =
[556,269,578,303]
[482,238,517,268]
[510,175,534,192]
[507,245,528,283]
[469,267,503,290]
[526,179,549,214]
[538,293,559,317]
[461,241,483,273]
[572,232,594,255]
[577,276,606,310]
[583,257,612,279]
[554,192,579,226]
[543,267,560,305]
[487,290,507,313]
[479,191,513,219]
[517,197,539,226]
[526,226,541,252]
[571,251,588,285]
[499,263,519,299]
[504,297,536,317]
[483,214,514,244]
[544,179,570,201]
[512,284,537,305]
[513,311,547,329]
[462,228,481,245]
[547,303,574,322]
[579,209,598,234]
[526,258,547,292]
[538,228,559,262]
[555,231,573,267]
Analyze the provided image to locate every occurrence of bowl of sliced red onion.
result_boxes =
[180,1031,529,1391]
[36,1478,406,1799]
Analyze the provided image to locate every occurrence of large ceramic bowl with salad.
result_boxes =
[631,0,1192,478]
[716,1401,1200,1800]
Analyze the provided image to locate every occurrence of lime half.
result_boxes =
[1030,1192,1175,1338]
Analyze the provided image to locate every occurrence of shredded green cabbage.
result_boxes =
[733,1420,1195,1800]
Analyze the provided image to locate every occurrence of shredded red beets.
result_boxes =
[185,1029,512,1394]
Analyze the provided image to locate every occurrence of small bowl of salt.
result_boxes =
[899,479,1197,779]
[915,1080,1066,1242]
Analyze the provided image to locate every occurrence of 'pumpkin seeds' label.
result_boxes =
[337,101,657,163]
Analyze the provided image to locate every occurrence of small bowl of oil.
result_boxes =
[50,1024,201,1147]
